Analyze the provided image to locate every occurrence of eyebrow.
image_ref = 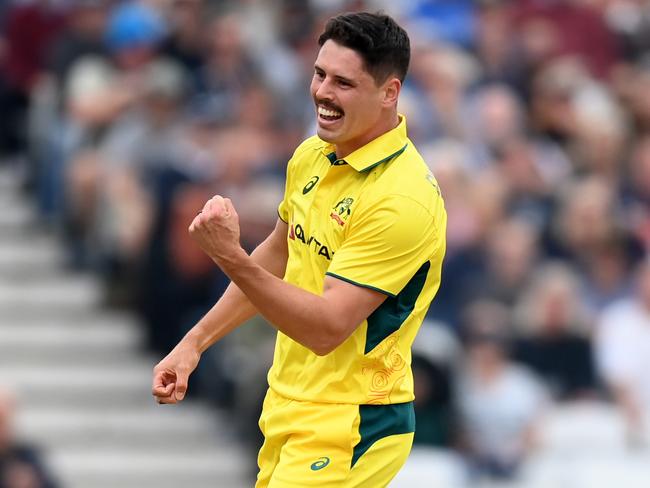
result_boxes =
[314,63,357,86]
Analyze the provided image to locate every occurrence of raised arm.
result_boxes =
[187,195,387,355]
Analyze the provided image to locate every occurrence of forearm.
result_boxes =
[182,283,257,353]
[179,224,288,354]
[186,199,384,355]
[217,251,340,355]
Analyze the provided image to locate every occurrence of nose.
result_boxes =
[313,77,333,102]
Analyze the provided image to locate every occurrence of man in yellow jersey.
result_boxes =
[152,11,446,487]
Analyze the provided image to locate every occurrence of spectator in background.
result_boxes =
[528,57,587,146]
[566,76,629,186]
[514,0,621,79]
[28,0,110,198]
[61,0,166,267]
[464,84,528,169]
[431,214,538,329]
[412,356,454,447]
[474,0,526,90]
[195,12,262,121]
[603,0,650,62]
[424,150,510,327]
[0,388,58,488]
[596,260,650,447]
[47,0,110,98]
[480,217,540,308]
[400,42,479,144]
[549,176,621,267]
[624,136,650,250]
[512,262,598,400]
[411,322,462,448]
[581,234,636,314]
[160,0,205,86]
[456,300,547,481]
[392,0,476,49]
[0,0,65,157]
[614,58,650,136]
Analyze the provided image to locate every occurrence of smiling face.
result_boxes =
[310,40,400,158]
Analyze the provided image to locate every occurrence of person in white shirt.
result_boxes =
[596,260,650,446]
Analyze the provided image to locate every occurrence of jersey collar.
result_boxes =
[322,115,409,172]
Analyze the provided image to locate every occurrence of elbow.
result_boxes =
[311,342,337,356]
[309,325,347,356]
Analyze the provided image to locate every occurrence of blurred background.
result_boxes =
[1,0,650,487]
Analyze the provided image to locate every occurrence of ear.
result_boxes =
[382,77,401,108]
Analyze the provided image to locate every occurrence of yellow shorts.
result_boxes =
[255,388,415,488]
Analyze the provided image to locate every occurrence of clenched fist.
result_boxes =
[152,344,201,404]
[189,195,244,264]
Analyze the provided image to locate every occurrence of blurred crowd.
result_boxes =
[2,0,650,484]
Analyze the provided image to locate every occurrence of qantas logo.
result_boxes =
[289,223,333,260]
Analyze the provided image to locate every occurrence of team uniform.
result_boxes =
[256,116,447,487]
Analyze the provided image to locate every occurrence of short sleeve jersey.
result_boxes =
[272,116,447,405]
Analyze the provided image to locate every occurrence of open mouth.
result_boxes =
[318,105,343,122]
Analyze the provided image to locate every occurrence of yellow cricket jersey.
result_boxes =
[271,115,447,405]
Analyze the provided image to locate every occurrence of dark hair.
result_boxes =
[318,12,410,84]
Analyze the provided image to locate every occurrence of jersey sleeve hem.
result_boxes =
[277,209,288,223]
[325,272,396,298]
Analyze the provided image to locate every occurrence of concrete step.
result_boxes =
[0,363,154,408]
[0,318,144,366]
[0,174,24,205]
[0,201,36,232]
[0,306,132,324]
[0,166,48,234]
[48,449,251,488]
[55,474,250,488]
[0,348,144,368]
[0,235,63,277]
[16,404,230,449]
[0,273,102,311]
[8,382,154,409]
[0,165,251,488]
[0,313,141,341]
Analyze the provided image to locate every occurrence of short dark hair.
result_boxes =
[318,12,410,84]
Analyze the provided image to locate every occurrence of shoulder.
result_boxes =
[291,135,327,160]
[364,145,445,222]
[285,135,327,180]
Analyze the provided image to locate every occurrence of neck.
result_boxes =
[335,111,400,159]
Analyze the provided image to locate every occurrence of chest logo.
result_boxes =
[330,197,354,226]
[310,457,331,471]
[302,176,320,194]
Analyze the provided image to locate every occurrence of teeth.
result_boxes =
[318,106,342,117]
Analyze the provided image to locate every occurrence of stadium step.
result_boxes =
[0,314,144,367]
[0,165,251,487]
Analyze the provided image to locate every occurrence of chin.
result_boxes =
[316,127,336,143]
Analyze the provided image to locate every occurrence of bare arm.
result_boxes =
[152,218,288,404]
[185,218,289,353]
[187,196,387,356]
[153,194,387,405]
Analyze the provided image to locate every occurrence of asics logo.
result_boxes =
[310,457,330,471]
[303,176,320,194]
